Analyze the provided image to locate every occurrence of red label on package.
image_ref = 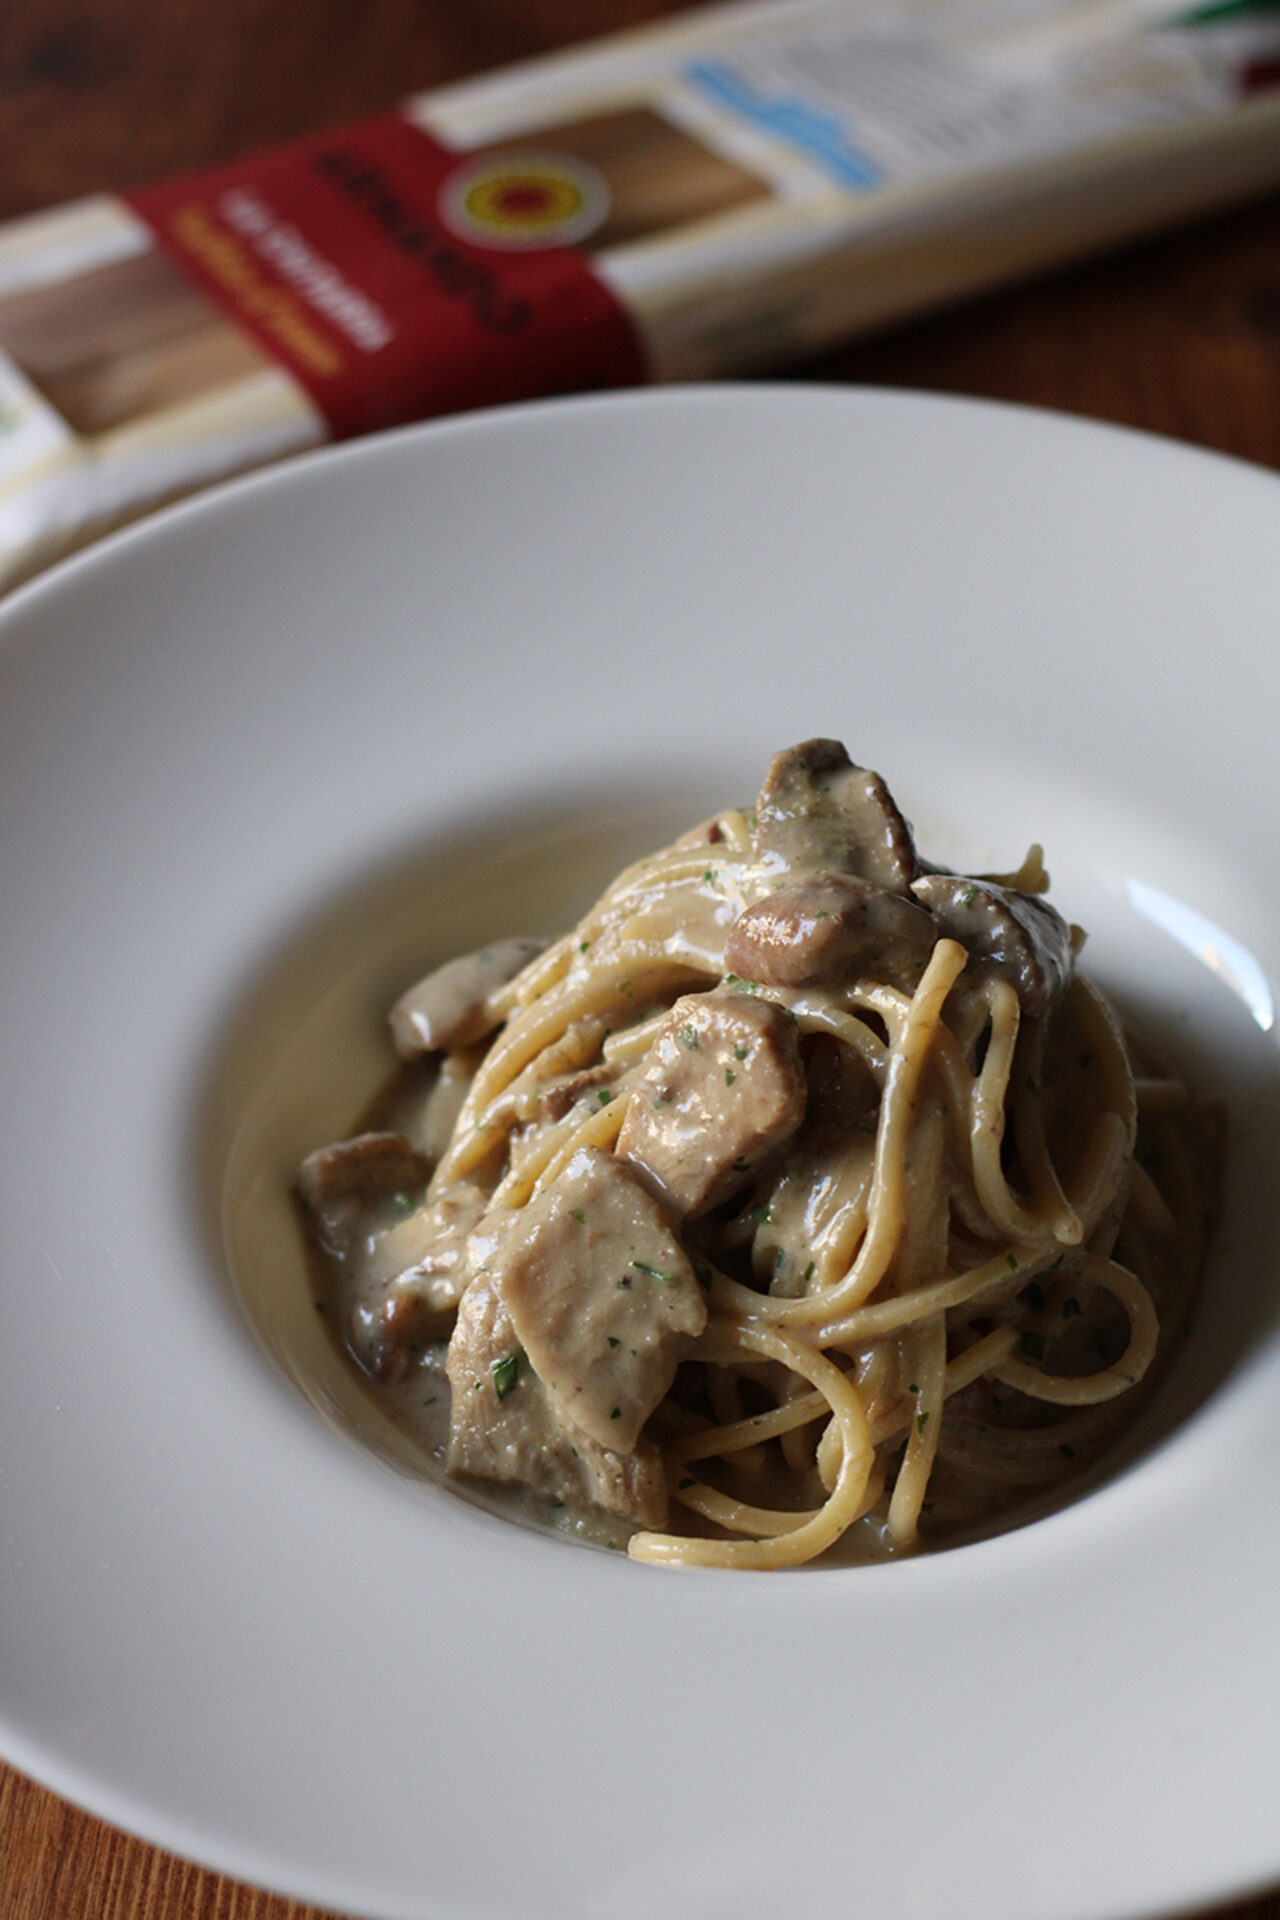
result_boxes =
[126,115,649,437]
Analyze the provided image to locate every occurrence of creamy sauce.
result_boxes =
[207,794,707,1542]
[207,779,1220,1563]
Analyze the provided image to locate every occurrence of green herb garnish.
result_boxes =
[631,1260,674,1283]
[492,1353,520,1400]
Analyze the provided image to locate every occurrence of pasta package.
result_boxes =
[5,0,1280,587]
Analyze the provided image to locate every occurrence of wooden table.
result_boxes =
[2,2,1279,1916]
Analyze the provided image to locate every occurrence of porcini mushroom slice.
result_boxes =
[477,1146,706,1454]
[296,1131,429,1255]
[389,935,548,1056]
[911,873,1072,1014]
[618,991,806,1219]
[752,739,917,894]
[725,871,937,989]
[446,1266,669,1528]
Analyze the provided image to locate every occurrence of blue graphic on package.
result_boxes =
[686,58,882,189]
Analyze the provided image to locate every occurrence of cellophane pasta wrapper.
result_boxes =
[5,0,1280,589]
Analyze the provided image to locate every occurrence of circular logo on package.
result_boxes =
[438,151,611,250]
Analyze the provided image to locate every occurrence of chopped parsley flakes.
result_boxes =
[492,1353,520,1400]
[631,1259,674,1283]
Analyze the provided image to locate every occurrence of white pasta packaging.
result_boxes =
[4,0,1280,588]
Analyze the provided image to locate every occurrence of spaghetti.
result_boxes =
[298,743,1218,1568]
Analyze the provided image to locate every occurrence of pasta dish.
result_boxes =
[297,742,1217,1569]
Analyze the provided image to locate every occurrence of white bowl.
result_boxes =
[1,385,1278,1920]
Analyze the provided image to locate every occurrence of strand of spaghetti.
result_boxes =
[671,1484,825,1536]
[784,1000,889,1073]
[811,1240,1042,1345]
[515,1087,633,1203]
[670,1388,829,1461]
[931,1023,985,1143]
[602,1008,672,1064]
[887,1312,947,1544]
[477,1014,608,1132]
[968,995,1131,1259]
[714,938,970,1329]
[578,847,747,933]
[989,1255,1159,1404]
[788,1144,875,1291]
[1061,1110,1131,1244]
[711,808,754,854]
[815,1322,1021,1498]
[706,1368,768,1473]
[670,1463,885,1539]
[591,842,734,901]
[929,1023,1005,1246]
[494,932,575,1016]
[1125,1158,1179,1239]
[628,1319,874,1568]
[1011,1016,1084,1245]
[968,978,1065,1248]
[983,843,1049,894]
[860,1324,1021,1450]
[846,981,915,1033]
[1073,979,1138,1146]
[436,952,705,1180]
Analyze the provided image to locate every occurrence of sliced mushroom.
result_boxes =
[296,1131,429,1256]
[725,870,937,989]
[362,1180,488,1302]
[752,740,917,895]
[389,935,547,1057]
[911,873,1073,1014]
[617,991,806,1218]
[472,1146,706,1453]
[446,1268,668,1528]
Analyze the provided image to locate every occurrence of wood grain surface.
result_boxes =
[2,3,1279,1916]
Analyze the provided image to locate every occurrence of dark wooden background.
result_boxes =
[3,2,1279,1915]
